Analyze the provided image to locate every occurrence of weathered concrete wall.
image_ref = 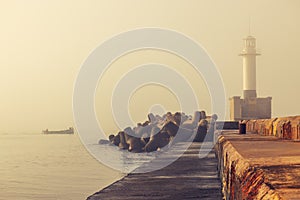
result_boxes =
[245,116,300,140]
[216,135,282,200]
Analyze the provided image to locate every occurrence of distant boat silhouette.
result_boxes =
[42,127,74,134]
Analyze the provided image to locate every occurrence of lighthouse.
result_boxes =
[239,36,260,99]
[230,35,272,121]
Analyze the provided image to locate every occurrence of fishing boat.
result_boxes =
[42,127,74,134]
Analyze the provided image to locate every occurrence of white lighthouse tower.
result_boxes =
[239,36,260,99]
[229,35,272,121]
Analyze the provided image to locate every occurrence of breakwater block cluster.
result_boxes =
[102,111,218,153]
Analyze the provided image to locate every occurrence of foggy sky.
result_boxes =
[0,0,299,133]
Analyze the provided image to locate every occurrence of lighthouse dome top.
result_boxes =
[239,35,260,56]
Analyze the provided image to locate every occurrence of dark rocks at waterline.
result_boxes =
[118,131,129,150]
[162,121,179,137]
[127,137,145,153]
[144,130,170,152]
[108,133,120,146]
[98,139,110,145]
[100,111,217,153]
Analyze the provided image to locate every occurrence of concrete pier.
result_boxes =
[87,129,300,200]
[216,131,300,199]
[87,142,222,200]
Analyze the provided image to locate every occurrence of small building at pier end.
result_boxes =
[230,35,272,121]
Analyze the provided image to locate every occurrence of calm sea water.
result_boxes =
[0,133,123,200]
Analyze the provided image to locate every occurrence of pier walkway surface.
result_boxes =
[87,142,223,200]
[218,131,300,199]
